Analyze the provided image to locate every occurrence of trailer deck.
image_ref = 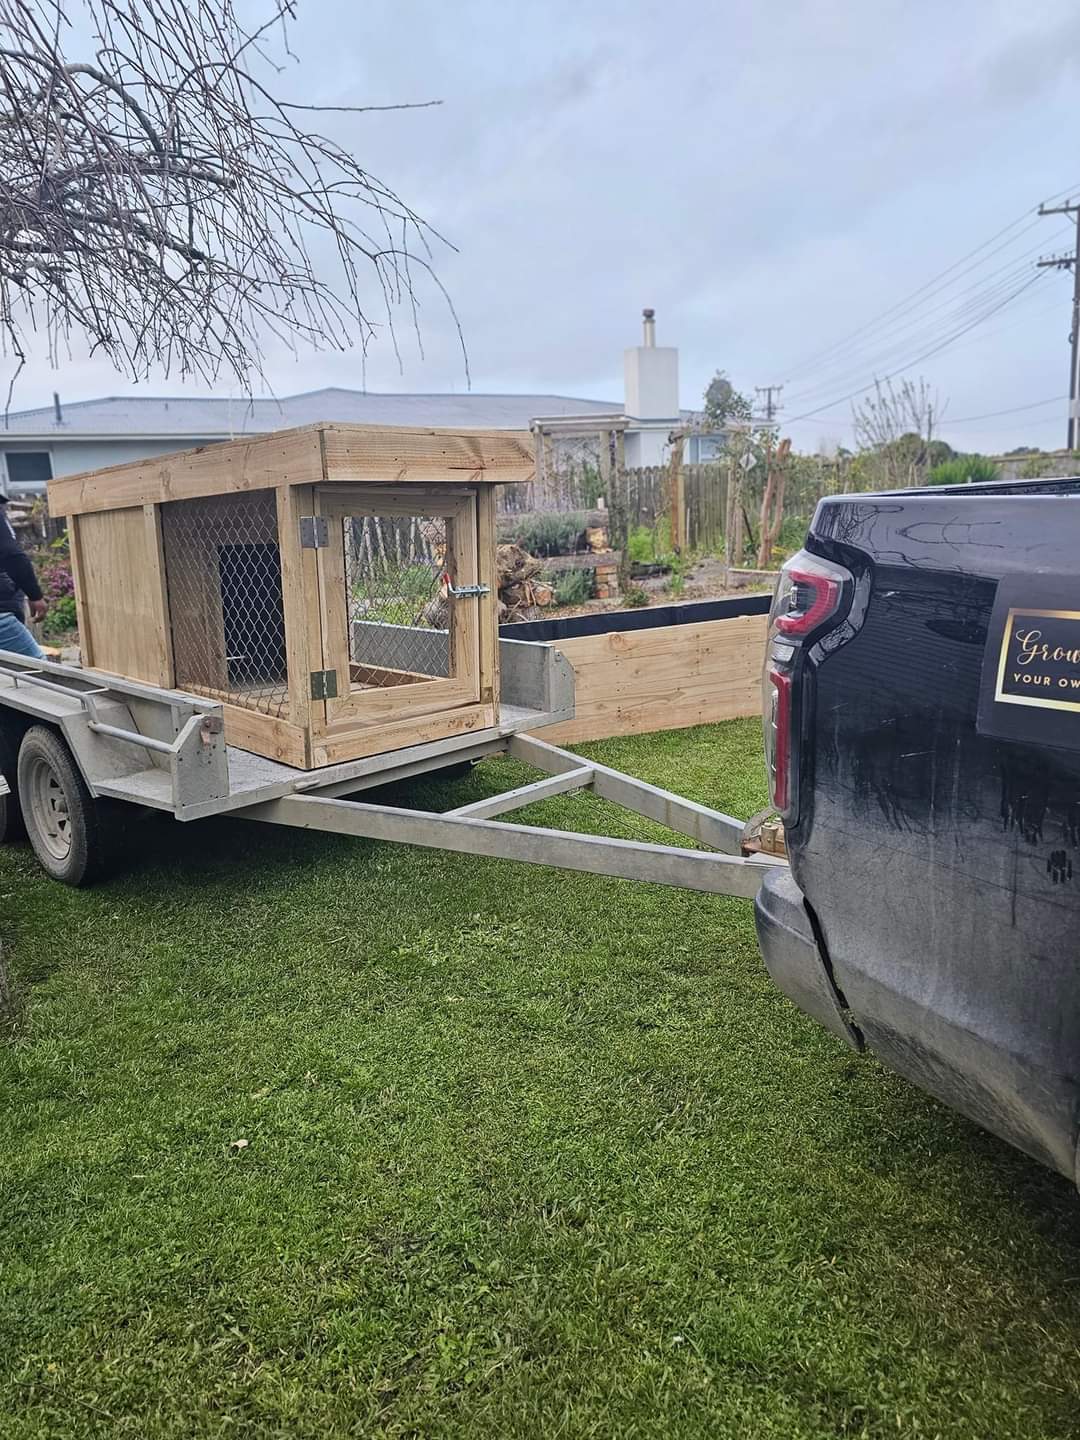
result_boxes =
[0,641,782,896]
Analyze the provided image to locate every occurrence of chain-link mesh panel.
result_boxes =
[343,514,450,685]
[160,491,289,717]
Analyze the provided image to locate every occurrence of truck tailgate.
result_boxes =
[794,485,1080,1179]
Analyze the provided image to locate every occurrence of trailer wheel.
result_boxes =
[17,726,118,886]
[0,724,24,842]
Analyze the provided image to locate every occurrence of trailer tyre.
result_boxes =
[17,726,119,886]
[0,725,24,842]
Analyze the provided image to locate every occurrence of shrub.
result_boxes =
[624,585,649,608]
[32,532,77,634]
[627,517,675,567]
[34,531,75,603]
[553,568,593,606]
[627,524,654,565]
[926,456,1000,487]
[43,594,78,637]
[503,511,588,557]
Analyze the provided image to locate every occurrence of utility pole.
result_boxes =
[1038,197,1080,451]
[754,384,784,426]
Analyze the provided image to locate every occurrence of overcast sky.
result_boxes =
[16,0,1080,452]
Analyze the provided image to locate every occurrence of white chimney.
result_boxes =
[624,307,678,420]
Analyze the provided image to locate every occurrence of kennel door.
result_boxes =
[315,488,482,728]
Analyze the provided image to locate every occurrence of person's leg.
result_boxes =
[0,611,44,659]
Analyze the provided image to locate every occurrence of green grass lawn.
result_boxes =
[1,718,1079,1439]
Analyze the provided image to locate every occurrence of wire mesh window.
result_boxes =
[160,491,289,717]
[343,513,450,687]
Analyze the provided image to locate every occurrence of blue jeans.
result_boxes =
[0,611,43,659]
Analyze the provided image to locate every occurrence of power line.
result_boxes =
[783,229,1070,406]
[939,396,1067,425]
[781,272,1048,426]
[779,194,1080,385]
[778,183,1080,400]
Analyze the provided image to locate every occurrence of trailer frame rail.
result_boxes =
[0,649,782,896]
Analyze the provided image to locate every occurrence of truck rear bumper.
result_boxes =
[753,867,862,1050]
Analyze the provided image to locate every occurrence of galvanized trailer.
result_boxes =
[0,638,781,896]
[15,422,781,894]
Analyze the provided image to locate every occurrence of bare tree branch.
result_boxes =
[0,0,464,399]
[851,377,948,487]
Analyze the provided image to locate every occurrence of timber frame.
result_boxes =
[49,423,531,769]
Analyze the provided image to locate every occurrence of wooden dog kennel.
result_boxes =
[48,423,534,768]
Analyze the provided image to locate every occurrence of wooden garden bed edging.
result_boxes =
[502,595,770,744]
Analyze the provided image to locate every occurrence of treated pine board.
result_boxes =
[558,648,764,695]
[321,424,533,486]
[49,423,533,519]
[547,615,764,667]
[311,702,496,768]
[143,504,175,687]
[542,690,761,745]
[67,515,93,668]
[316,494,353,714]
[311,485,483,518]
[219,703,310,768]
[72,506,173,685]
[321,678,477,725]
[49,427,326,517]
[449,496,479,696]
[536,614,767,744]
[276,483,321,734]
[549,675,762,716]
[476,486,500,711]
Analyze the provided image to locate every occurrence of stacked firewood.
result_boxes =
[422,543,546,628]
[496,543,545,621]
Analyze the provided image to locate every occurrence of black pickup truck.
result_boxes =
[754,477,1080,1188]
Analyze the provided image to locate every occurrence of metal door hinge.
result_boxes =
[300,516,329,549]
[309,669,338,700]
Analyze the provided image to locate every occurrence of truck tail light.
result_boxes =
[764,668,793,811]
[763,550,852,818]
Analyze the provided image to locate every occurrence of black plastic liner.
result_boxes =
[499,592,772,644]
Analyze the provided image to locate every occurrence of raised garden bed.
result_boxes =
[502,594,772,743]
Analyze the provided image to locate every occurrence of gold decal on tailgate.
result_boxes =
[995,608,1080,713]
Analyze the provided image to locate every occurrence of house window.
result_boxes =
[4,451,52,494]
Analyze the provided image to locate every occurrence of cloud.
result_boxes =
[10,0,1080,454]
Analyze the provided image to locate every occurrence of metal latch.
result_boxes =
[442,574,491,599]
[309,669,338,700]
[300,516,329,549]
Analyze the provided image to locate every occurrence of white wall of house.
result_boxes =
[624,427,674,468]
[624,344,679,421]
[47,438,212,477]
[0,438,218,496]
[623,310,680,469]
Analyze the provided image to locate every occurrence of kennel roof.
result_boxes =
[48,422,536,518]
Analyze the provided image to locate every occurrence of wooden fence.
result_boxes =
[623,464,728,552]
[499,455,841,559]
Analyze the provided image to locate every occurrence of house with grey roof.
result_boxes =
[0,312,722,495]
